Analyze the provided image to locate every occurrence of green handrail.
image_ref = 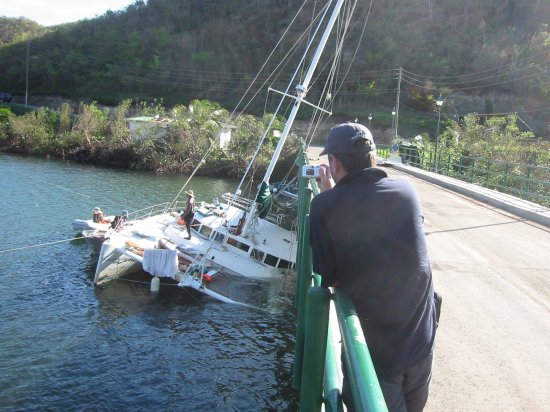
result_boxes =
[333,290,387,412]
[299,286,331,410]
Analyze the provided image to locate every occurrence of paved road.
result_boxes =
[307,147,549,410]
[384,167,550,412]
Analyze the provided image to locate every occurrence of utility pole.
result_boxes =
[25,34,29,108]
[395,67,402,140]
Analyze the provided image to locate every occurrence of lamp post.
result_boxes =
[391,107,396,140]
[368,113,372,129]
[434,94,444,172]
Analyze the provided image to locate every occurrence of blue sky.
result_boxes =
[1,0,138,26]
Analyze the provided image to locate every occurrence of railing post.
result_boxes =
[525,165,533,193]
[293,213,313,390]
[299,286,331,411]
[503,162,509,188]
[296,189,312,304]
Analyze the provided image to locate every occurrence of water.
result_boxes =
[0,153,298,411]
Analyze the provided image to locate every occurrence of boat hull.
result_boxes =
[72,219,111,233]
[93,201,296,285]
[82,229,109,255]
[94,242,144,284]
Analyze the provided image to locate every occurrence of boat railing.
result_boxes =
[127,202,186,221]
[221,192,288,227]
[222,192,254,211]
[293,148,387,411]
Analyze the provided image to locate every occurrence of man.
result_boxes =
[309,123,437,412]
[182,190,195,240]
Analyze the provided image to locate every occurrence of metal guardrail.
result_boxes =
[379,144,550,207]
[127,202,178,219]
[292,148,387,412]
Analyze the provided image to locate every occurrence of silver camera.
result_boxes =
[302,165,320,178]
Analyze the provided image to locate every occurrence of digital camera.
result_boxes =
[302,165,320,178]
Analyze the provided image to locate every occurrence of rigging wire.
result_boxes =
[166,156,208,212]
[234,0,334,195]
[229,0,313,117]
[159,1,320,211]
[304,0,375,148]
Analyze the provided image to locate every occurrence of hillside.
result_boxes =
[0,0,548,137]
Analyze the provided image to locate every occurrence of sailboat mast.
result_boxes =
[262,0,346,183]
[241,0,346,237]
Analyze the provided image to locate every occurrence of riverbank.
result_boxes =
[0,99,300,179]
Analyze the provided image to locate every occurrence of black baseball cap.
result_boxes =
[320,122,376,156]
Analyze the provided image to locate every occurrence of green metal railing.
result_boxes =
[380,144,550,207]
[292,148,387,412]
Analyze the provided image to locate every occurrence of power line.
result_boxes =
[400,50,548,80]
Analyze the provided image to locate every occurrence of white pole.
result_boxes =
[395,67,402,139]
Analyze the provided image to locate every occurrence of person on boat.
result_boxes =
[229,211,247,236]
[309,122,438,412]
[178,190,195,240]
[92,207,109,224]
[111,210,129,230]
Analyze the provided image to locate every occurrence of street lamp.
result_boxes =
[368,113,372,129]
[391,107,396,140]
[434,94,444,172]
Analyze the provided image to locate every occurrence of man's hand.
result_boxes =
[317,164,334,192]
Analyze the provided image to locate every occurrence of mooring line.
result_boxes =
[0,236,85,254]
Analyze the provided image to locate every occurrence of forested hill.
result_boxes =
[0,0,548,135]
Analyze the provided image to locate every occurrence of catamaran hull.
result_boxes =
[72,219,112,233]
[94,242,143,284]
[82,229,109,255]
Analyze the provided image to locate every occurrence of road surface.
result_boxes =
[386,167,550,412]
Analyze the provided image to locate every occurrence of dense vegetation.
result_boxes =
[1,97,548,206]
[0,0,548,137]
[403,113,550,205]
[0,100,299,179]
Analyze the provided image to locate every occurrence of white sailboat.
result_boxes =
[92,0,356,303]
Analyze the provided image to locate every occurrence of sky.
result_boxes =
[1,0,138,26]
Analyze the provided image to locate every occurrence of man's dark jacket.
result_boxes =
[310,167,436,377]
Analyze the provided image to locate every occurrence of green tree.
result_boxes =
[108,99,132,148]
[72,102,108,148]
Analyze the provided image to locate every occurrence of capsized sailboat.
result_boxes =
[92,0,358,303]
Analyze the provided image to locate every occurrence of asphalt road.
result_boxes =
[383,167,550,412]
